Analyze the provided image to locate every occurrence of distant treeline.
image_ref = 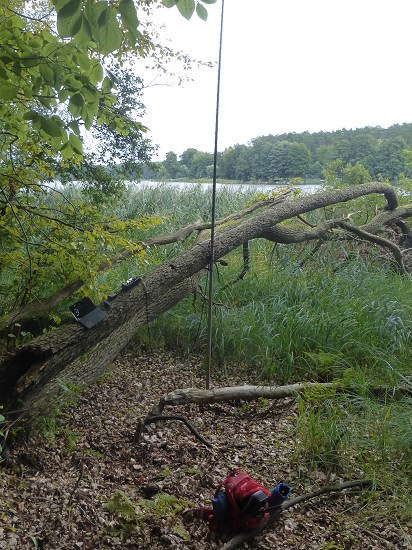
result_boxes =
[143,123,412,183]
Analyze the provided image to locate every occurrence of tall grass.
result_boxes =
[122,183,412,525]
[143,250,412,385]
[28,183,412,523]
[46,183,412,391]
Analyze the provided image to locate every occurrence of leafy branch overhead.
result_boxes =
[162,0,217,21]
[0,0,217,323]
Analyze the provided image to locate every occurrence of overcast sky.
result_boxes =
[139,0,412,161]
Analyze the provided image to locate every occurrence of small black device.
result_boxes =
[121,276,141,291]
[69,297,107,329]
[103,292,118,308]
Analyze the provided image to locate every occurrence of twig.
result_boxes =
[296,214,316,228]
[222,241,250,289]
[132,414,212,448]
[196,286,231,309]
[68,463,84,506]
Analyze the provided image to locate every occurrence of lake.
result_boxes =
[134,181,322,195]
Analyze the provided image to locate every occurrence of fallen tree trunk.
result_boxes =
[0,191,293,328]
[0,183,410,414]
[136,383,409,446]
[149,382,338,415]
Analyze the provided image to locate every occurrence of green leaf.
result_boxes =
[0,80,18,100]
[22,86,33,99]
[73,17,93,49]
[68,92,84,117]
[56,0,81,18]
[200,0,217,4]
[51,136,62,151]
[11,15,25,29]
[19,55,41,68]
[39,62,55,86]
[84,112,93,130]
[68,120,80,135]
[69,132,83,154]
[23,110,39,121]
[58,89,70,102]
[101,75,112,93]
[40,116,63,138]
[56,0,82,37]
[41,42,59,57]
[82,100,99,119]
[84,1,122,55]
[29,38,42,49]
[89,62,103,85]
[84,0,107,32]
[177,0,195,19]
[162,0,177,6]
[39,96,52,109]
[118,0,139,36]
[196,3,207,20]
[76,51,91,72]
[61,141,74,160]
[57,13,82,38]
[96,7,123,54]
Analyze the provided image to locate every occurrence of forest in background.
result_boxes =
[144,122,412,183]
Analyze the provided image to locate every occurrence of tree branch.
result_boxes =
[132,414,213,448]
[219,480,373,550]
[0,191,292,328]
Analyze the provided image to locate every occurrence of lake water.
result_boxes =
[134,181,322,195]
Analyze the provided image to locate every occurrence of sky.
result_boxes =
[139,0,412,161]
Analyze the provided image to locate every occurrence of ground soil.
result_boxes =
[0,351,410,549]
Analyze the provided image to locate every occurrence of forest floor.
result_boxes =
[0,351,410,550]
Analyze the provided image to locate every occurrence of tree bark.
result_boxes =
[0,191,292,328]
[0,183,408,414]
[152,383,337,413]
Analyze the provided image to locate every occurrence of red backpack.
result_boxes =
[197,469,272,532]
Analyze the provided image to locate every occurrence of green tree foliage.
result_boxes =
[249,139,276,181]
[190,151,214,178]
[156,123,412,183]
[322,160,371,187]
[163,151,181,179]
[332,139,350,163]
[373,137,406,180]
[268,141,290,179]
[179,148,199,169]
[0,0,217,325]
[287,142,311,177]
[57,64,157,202]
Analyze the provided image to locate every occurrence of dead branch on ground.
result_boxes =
[219,480,373,550]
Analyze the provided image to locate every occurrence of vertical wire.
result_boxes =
[206,0,225,390]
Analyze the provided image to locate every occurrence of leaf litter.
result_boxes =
[0,351,410,549]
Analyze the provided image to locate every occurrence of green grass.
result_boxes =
[117,183,412,524]
[5,181,412,525]
[141,250,412,385]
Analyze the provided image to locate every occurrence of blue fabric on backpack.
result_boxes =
[211,491,228,522]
